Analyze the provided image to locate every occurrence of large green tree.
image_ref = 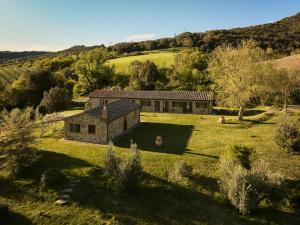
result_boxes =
[8,69,55,107]
[167,49,211,90]
[128,60,160,90]
[209,40,268,120]
[39,86,71,114]
[73,48,115,95]
[262,67,300,115]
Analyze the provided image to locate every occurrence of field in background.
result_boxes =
[107,52,176,74]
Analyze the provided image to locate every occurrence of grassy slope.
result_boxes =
[273,53,300,71]
[1,107,300,225]
[107,52,176,74]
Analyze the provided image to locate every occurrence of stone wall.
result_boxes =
[64,114,107,144]
[107,108,140,141]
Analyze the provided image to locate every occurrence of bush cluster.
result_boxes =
[274,119,300,153]
[104,141,143,195]
[168,160,193,186]
[218,145,285,215]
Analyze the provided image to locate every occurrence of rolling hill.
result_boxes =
[109,12,300,55]
[273,53,300,71]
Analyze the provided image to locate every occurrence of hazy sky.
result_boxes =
[0,0,299,51]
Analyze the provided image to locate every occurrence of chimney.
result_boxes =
[102,105,108,119]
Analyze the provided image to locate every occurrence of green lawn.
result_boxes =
[1,107,300,225]
[107,52,176,74]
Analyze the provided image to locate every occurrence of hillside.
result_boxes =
[0,51,49,63]
[273,53,300,70]
[110,12,300,55]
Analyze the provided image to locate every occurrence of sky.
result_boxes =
[0,0,299,51]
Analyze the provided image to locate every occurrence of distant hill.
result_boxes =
[109,12,300,55]
[273,53,300,71]
[0,51,49,63]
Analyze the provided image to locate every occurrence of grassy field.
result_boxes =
[273,53,300,71]
[107,52,176,74]
[1,107,300,225]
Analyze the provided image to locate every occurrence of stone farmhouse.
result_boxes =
[88,90,214,114]
[64,100,140,144]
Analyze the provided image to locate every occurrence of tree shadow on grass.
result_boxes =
[254,207,300,225]
[190,174,220,193]
[185,149,219,159]
[0,150,92,200]
[17,149,92,180]
[2,212,33,225]
[214,108,266,116]
[115,122,193,155]
[69,172,289,225]
[0,176,27,200]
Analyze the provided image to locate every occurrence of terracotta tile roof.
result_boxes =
[65,100,139,122]
[89,90,213,101]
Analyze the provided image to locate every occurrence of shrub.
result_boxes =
[4,148,38,177]
[104,141,143,194]
[218,145,254,193]
[226,165,258,215]
[0,108,38,177]
[218,147,285,215]
[40,168,65,189]
[168,160,193,186]
[0,203,9,219]
[104,141,121,178]
[274,119,299,153]
[118,145,143,194]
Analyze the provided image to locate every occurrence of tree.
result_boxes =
[73,48,115,95]
[0,108,38,176]
[8,69,55,107]
[128,60,160,90]
[263,68,300,115]
[39,86,71,114]
[168,49,211,90]
[209,40,268,120]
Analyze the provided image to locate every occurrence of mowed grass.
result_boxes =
[1,107,300,225]
[107,52,176,74]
